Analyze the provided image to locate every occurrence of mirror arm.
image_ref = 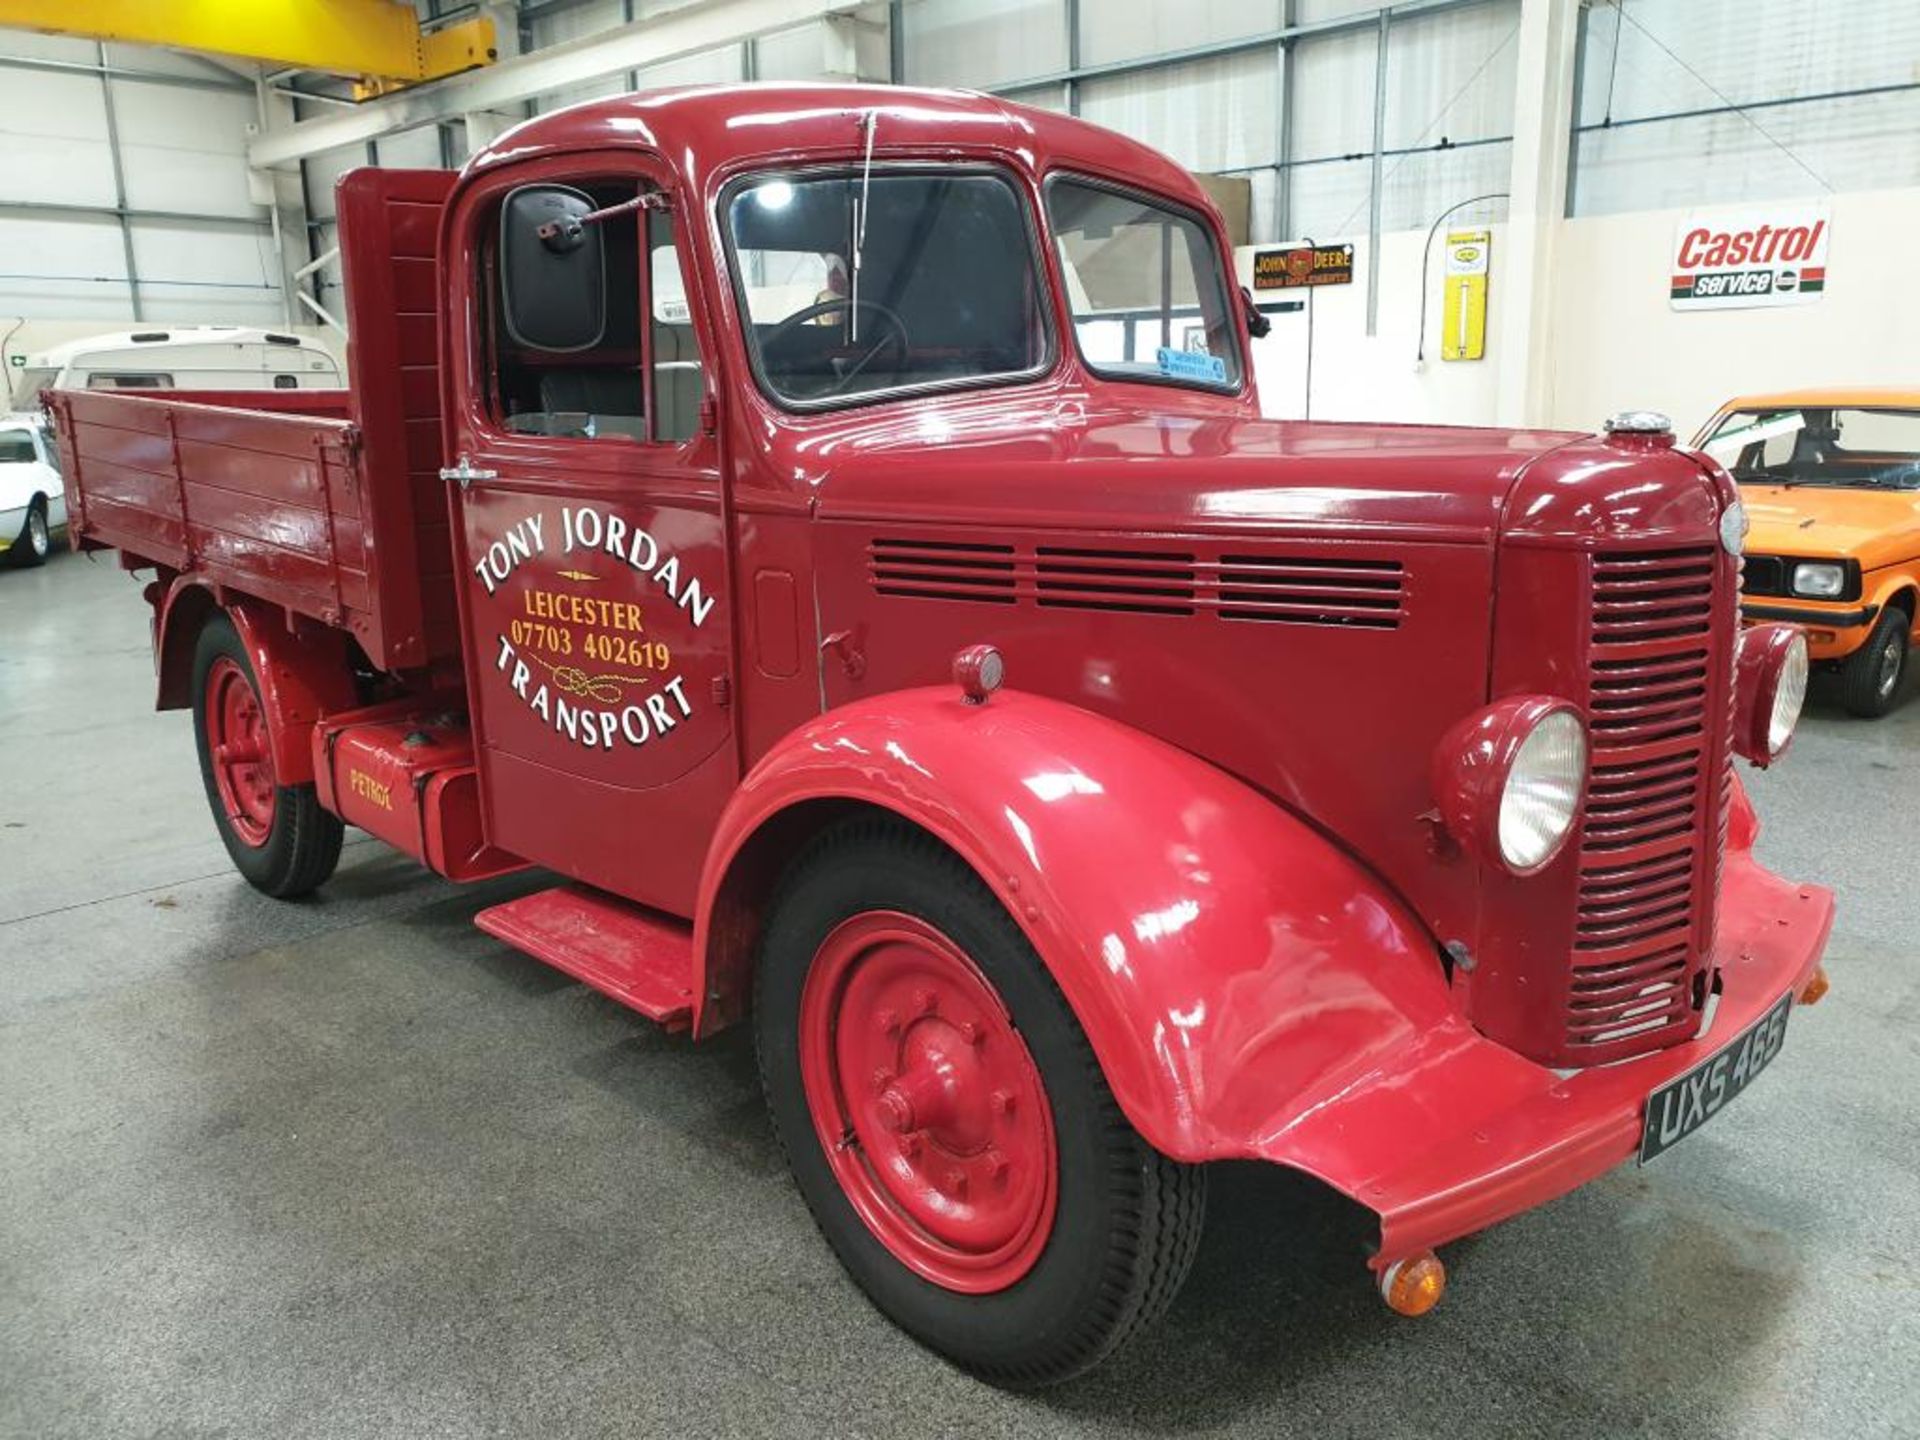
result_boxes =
[1241,285,1272,339]
[537,190,672,251]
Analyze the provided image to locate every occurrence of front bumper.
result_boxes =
[1740,599,1877,659]
[1259,849,1834,1270]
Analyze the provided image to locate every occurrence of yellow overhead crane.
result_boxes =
[0,0,496,96]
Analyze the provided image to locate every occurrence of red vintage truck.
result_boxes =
[51,84,1834,1387]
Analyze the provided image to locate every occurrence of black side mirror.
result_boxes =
[1241,285,1271,339]
[500,185,606,352]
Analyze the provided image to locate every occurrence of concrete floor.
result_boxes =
[2,546,1916,1440]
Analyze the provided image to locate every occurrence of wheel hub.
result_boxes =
[798,912,1057,1294]
[206,656,277,848]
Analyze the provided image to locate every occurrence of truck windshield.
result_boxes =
[1703,407,1920,490]
[724,169,1049,407]
[1046,177,1241,392]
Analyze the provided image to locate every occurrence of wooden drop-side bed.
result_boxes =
[47,168,460,674]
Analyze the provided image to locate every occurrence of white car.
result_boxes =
[0,416,64,568]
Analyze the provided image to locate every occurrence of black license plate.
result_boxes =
[1639,991,1793,1163]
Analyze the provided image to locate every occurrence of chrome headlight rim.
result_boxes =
[1719,498,1748,556]
[1767,630,1809,755]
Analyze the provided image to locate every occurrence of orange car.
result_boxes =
[1696,388,1920,716]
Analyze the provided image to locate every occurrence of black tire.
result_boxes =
[754,818,1206,1388]
[1839,606,1910,718]
[191,614,343,897]
[7,497,50,568]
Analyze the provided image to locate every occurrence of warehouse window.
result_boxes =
[1047,176,1241,392]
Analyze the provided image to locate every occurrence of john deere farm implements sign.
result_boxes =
[1253,243,1355,290]
[1670,203,1829,311]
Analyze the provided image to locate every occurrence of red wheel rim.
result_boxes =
[798,912,1058,1294]
[205,655,276,848]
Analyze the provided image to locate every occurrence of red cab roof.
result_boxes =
[464,82,1212,212]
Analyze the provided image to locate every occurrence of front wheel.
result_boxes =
[191,614,343,897]
[1839,607,1910,718]
[754,819,1206,1388]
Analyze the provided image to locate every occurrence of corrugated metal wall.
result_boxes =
[1570,0,1920,214]
[0,0,1915,325]
[0,34,284,323]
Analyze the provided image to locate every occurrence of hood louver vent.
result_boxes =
[1219,554,1404,629]
[868,536,1406,630]
[870,537,1016,605]
[1036,547,1195,615]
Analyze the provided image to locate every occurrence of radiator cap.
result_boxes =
[1604,409,1673,436]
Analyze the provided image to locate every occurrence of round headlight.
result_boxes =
[1768,631,1809,754]
[1719,498,1747,556]
[1499,710,1587,871]
[1432,698,1588,875]
[1733,624,1809,766]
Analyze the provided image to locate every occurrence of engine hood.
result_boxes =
[803,396,1732,1017]
[802,395,1584,542]
[1740,481,1920,562]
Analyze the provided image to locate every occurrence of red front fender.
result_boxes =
[694,686,1459,1168]
[696,690,1835,1269]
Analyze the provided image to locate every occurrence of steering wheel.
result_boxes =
[763,298,911,394]
[1881,461,1920,490]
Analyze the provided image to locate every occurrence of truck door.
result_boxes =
[444,159,733,914]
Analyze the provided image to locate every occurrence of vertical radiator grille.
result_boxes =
[1568,547,1721,1056]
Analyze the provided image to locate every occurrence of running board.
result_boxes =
[474,884,696,1030]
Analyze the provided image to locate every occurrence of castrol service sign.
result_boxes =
[1670,203,1829,311]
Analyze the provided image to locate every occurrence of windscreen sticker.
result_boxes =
[472,503,716,752]
[1156,346,1226,383]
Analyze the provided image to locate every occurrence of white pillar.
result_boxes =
[250,79,313,330]
[1495,0,1579,428]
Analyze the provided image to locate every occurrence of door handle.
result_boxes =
[439,455,497,490]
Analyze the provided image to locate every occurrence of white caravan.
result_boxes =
[8,326,341,410]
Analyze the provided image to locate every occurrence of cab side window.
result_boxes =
[0,432,35,464]
[490,181,647,441]
[485,183,704,445]
[648,209,705,443]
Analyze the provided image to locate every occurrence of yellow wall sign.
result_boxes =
[1442,230,1490,362]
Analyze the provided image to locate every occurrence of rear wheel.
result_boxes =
[754,819,1206,1388]
[7,498,49,568]
[191,614,343,897]
[1839,606,1910,718]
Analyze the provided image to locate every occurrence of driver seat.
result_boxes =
[538,369,646,438]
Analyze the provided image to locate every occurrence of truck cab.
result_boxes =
[51,85,1836,1388]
